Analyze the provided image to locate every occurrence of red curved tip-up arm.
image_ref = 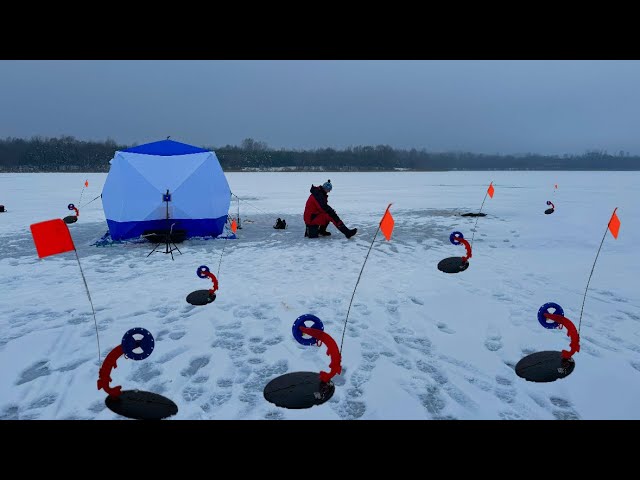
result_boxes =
[544,313,580,359]
[71,206,79,217]
[202,271,219,294]
[97,345,124,397]
[459,238,472,262]
[299,326,342,383]
[548,201,555,209]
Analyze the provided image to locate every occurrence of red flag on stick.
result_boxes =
[341,202,395,353]
[578,207,622,332]
[84,180,89,188]
[231,219,238,234]
[608,208,620,239]
[30,218,102,361]
[380,204,394,241]
[30,219,75,258]
[487,182,495,199]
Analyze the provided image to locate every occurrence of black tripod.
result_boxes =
[146,189,182,260]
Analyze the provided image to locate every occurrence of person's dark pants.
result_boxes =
[305,223,330,238]
[305,225,319,238]
[305,212,332,238]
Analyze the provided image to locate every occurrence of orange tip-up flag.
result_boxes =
[608,208,620,239]
[30,219,76,258]
[487,182,495,199]
[231,219,238,233]
[380,204,394,241]
[85,180,89,188]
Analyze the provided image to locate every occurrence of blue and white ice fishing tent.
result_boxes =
[102,139,231,241]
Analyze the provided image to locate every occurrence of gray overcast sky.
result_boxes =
[1,60,639,155]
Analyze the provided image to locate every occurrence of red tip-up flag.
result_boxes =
[231,219,238,234]
[85,180,89,188]
[30,218,101,361]
[380,204,394,241]
[608,208,620,239]
[30,219,76,258]
[487,182,495,199]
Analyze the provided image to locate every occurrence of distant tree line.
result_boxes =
[1,136,639,172]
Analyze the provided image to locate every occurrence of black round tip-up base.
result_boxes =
[63,215,77,224]
[437,257,470,273]
[461,212,486,217]
[515,351,575,383]
[544,208,555,215]
[263,371,335,409]
[186,290,216,306]
[105,390,178,420]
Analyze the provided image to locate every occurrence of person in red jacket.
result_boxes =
[304,179,357,239]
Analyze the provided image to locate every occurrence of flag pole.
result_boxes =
[78,180,87,209]
[470,181,493,247]
[74,249,101,362]
[217,223,229,278]
[339,204,392,353]
[339,228,380,353]
[578,208,618,332]
[30,219,101,363]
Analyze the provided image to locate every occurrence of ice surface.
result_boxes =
[0,171,638,419]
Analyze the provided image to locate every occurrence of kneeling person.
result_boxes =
[303,180,357,239]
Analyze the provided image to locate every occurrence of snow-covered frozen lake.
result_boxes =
[1,171,638,419]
